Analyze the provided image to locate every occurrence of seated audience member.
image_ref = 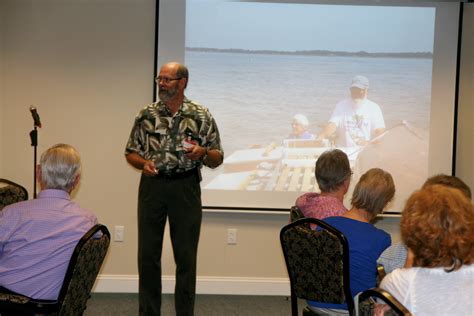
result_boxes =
[288,114,315,139]
[423,173,471,198]
[308,168,395,314]
[377,174,471,273]
[380,185,473,315]
[294,149,351,220]
[0,144,97,300]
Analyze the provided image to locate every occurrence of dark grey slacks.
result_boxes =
[137,172,202,316]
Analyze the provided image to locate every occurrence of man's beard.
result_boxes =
[158,86,178,102]
[352,98,366,107]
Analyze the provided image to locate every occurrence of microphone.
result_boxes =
[29,105,42,128]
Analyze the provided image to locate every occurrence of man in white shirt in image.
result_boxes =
[317,75,385,147]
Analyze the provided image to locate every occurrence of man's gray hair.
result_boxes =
[39,144,81,191]
[315,149,351,192]
[176,63,189,88]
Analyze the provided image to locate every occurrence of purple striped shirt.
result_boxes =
[0,189,97,299]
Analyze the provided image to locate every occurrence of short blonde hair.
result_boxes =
[351,168,395,218]
[39,144,81,191]
[402,185,474,271]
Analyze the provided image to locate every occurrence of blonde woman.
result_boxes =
[308,168,395,314]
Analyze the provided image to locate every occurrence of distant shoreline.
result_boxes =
[186,47,433,59]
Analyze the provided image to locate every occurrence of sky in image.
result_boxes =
[186,0,436,53]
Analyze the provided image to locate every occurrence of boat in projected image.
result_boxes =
[204,121,429,197]
[204,138,360,192]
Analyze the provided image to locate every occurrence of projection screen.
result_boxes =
[156,0,461,213]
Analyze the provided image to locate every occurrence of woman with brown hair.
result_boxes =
[377,174,471,273]
[308,168,395,314]
[381,185,474,315]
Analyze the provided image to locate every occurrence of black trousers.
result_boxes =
[137,171,202,316]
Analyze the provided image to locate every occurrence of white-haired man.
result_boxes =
[0,144,97,300]
[317,75,385,147]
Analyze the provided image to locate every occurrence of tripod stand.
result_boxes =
[29,126,38,198]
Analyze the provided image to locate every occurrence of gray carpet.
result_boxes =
[84,293,307,315]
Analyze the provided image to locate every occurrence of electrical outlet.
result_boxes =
[227,228,237,245]
[115,225,124,242]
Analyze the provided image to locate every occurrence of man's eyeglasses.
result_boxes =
[155,76,182,84]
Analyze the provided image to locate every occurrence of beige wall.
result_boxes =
[456,4,474,189]
[0,0,5,176]
[0,0,472,293]
[0,0,155,277]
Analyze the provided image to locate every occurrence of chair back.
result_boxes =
[56,224,110,315]
[356,288,411,316]
[0,178,28,210]
[0,224,110,315]
[280,216,354,316]
[290,205,305,222]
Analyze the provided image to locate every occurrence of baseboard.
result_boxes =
[93,274,290,296]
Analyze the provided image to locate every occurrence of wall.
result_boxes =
[0,0,154,284]
[0,0,5,176]
[456,4,474,189]
[0,0,471,295]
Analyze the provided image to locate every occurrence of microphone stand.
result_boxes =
[29,126,38,198]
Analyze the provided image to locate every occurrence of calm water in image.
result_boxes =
[185,51,432,156]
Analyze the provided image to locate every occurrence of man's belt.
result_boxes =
[156,168,197,180]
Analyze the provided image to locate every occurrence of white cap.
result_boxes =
[351,75,369,89]
[293,114,309,127]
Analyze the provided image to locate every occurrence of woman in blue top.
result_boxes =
[308,168,395,315]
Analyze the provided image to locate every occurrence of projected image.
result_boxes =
[183,0,435,211]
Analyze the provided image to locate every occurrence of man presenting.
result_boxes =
[125,62,224,315]
[317,75,385,147]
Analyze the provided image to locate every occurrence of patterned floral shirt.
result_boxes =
[125,97,223,173]
[295,192,348,220]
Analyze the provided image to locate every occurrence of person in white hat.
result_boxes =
[317,75,386,147]
[288,114,315,139]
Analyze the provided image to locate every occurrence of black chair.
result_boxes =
[280,217,354,316]
[376,264,387,286]
[356,288,411,316]
[290,205,306,222]
[0,224,110,315]
[0,178,28,210]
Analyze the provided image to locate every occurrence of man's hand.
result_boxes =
[184,145,223,168]
[317,122,337,142]
[355,138,369,146]
[143,160,158,176]
[126,152,158,176]
[185,145,206,161]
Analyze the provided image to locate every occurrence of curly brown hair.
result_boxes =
[401,184,474,271]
